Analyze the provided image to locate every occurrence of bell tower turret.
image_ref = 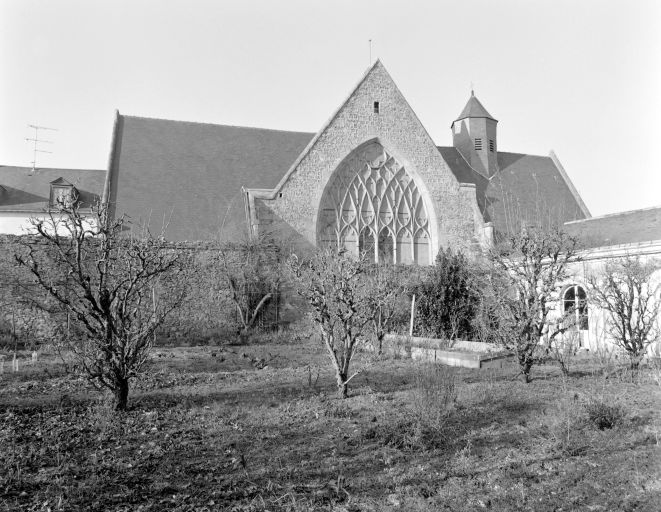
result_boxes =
[451,91,498,177]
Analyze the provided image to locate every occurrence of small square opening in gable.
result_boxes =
[373,101,380,114]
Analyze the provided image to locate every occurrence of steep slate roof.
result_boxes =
[564,207,661,248]
[438,147,589,235]
[106,112,590,241]
[454,92,497,122]
[108,115,314,241]
[0,166,105,212]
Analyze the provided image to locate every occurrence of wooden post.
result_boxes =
[409,294,416,337]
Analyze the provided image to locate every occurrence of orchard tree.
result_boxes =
[288,249,373,398]
[220,235,283,341]
[486,226,581,382]
[363,264,410,354]
[16,202,184,411]
[588,256,661,370]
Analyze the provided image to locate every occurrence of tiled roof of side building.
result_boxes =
[0,166,106,211]
[108,115,314,241]
[564,206,661,248]
[438,148,589,235]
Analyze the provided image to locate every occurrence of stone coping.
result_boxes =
[383,334,505,356]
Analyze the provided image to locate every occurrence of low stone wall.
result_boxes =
[383,334,513,369]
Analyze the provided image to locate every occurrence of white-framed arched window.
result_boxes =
[317,141,431,264]
[563,284,588,331]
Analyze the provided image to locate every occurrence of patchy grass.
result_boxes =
[1,340,661,511]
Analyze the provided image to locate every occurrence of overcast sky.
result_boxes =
[1,0,659,217]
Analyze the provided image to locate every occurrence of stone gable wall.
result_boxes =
[254,62,482,258]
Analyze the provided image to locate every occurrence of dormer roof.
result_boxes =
[50,177,75,186]
[454,92,497,122]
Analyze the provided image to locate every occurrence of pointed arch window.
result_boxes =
[317,141,431,264]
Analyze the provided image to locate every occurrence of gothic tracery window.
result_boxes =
[317,142,431,264]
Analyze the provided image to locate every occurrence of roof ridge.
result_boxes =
[120,114,315,136]
[0,165,105,172]
[564,204,661,225]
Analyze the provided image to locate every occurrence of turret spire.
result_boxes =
[451,92,498,177]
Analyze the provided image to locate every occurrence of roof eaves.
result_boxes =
[120,114,314,137]
[564,204,661,226]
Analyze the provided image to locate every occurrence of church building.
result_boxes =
[102,60,594,260]
[1,60,660,352]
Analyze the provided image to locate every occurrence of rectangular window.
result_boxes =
[489,140,494,152]
[474,138,482,151]
[373,101,380,114]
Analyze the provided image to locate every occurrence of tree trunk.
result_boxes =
[336,371,349,399]
[520,357,533,383]
[114,378,129,411]
[337,381,348,399]
[629,356,641,371]
[238,327,250,345]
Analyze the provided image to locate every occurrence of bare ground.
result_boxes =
[1,337,660,511]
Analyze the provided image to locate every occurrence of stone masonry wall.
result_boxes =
[0,236,288,347]
[254,61,482,258]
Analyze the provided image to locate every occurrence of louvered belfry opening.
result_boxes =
[317,141,431,265]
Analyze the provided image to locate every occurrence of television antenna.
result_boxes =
[26,124,57,174]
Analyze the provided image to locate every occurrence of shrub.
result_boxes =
[411,363,457,427]
[583,398,625,430]
[364,364,457,451]
[413,248,480,340]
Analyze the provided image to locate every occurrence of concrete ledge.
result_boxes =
[383,334,514,369]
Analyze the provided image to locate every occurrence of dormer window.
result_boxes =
[489,140,495,152]
[474,138,483,151]
[373,101,380,114]
[49,178,78,209]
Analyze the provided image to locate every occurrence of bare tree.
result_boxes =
[588,255,661,370]
[363,264,409,355]
[485,226,581,382]
[15,202,184,410]
[219,236,282,341]
[288,249,373,398]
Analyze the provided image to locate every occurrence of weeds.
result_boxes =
[583,398,626,430]
[366,363,457,450]
[411,363,457,427]
[548,331,581,376]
